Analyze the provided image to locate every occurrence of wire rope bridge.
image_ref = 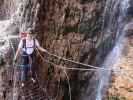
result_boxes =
[1,35,133,100]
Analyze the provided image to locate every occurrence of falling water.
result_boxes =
[96,35,125,100]
[96,0,129,100]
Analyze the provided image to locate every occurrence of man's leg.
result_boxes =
[21,66,25,87]
[21,54,29,86]
[31,64,36,77]
[21,66,27,82]
[30,54,36,83]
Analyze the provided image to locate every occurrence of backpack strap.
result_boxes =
[22,39,26,51]
[22,38,36,51]
[33,38,36,49]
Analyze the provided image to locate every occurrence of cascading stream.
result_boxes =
[96,0,129,100]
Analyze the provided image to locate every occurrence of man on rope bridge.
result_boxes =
[14,28,47,87]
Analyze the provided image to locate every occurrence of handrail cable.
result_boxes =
[47,52,102,70]
[35,48,100,71]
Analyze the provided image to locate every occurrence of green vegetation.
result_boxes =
[80,0,96,4]
[63,25,78,33]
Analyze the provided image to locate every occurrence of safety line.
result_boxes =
[36,48,99,71]
[36,48,121,72]
[45,59,99,71]
[47,52,101,69]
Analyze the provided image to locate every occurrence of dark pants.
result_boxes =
[21,52,36,82]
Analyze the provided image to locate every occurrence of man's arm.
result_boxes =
[35,39,48,53]
[14,48,21,61]
[38,46,47,53]
[14,40,23,61]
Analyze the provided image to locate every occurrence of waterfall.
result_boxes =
[96,35,125,100]
[96,0,129,100]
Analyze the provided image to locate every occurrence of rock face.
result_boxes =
[0,0,130,100]
[107,36,133,100]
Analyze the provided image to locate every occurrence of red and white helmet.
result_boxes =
[20,32,27,39]
[19,28,32,39]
